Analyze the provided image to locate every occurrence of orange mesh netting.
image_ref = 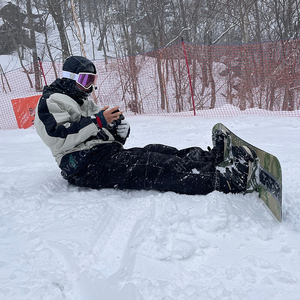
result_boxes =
[1,40,300,129]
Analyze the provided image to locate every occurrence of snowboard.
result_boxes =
[212,123,282,222]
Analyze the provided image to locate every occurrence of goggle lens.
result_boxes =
[77,73,97,89]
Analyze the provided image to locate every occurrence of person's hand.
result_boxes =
[102,106,123,124]
[96,106,123,128]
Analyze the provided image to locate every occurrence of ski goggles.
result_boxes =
[62,71,97,90]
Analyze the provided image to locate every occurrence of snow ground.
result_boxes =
[1,114,300,300]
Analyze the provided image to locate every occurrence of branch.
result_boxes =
[212,23,237,45]
[165,27,191,48]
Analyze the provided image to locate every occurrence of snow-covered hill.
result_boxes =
[1,114,300,300]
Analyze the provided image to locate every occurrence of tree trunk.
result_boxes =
[78,0,86,43]
[26,0,42,91]
[204,25,216,109]
[47,0,70,60]
[71,0,86,57]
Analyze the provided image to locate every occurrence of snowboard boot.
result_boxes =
[208,129,228,166]
[216,145,258,194]
[232,145,259,192]
[232,145,256,163]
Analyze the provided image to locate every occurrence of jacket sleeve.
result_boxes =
[35,93,99,153]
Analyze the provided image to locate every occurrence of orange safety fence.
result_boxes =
[1,39,300,130]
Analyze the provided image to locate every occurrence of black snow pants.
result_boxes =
[60,142,229,195]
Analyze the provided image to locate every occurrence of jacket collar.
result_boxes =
[43,78,88,105]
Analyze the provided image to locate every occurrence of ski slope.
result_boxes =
[1,114,300,300]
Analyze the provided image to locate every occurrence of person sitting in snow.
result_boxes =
[35,55,255,195]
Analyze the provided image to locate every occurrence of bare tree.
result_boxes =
[26,0,42,91]
[46,0,70,60]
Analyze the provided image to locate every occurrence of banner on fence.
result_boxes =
[11,95,40,129]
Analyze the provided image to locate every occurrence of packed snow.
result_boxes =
[1,114,300,300]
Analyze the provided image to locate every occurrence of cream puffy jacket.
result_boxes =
[35,79,116,166]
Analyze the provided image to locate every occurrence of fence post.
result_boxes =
[0,64,11,93]
[181,38,196,116]
[38,57,47,86]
